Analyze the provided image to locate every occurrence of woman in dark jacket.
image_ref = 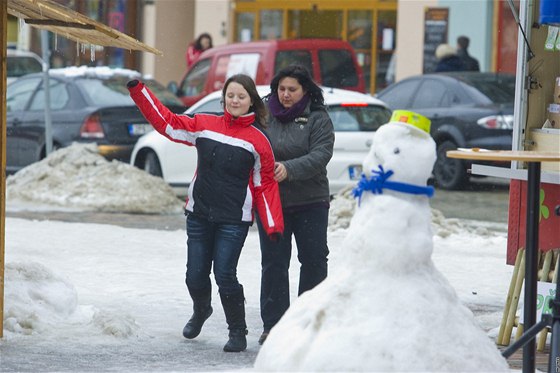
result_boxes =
[128,74,283,352]
[257,65,335,344]
[434,43,466,72]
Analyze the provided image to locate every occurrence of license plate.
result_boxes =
[128,123,153,136]
[348,165,363,180]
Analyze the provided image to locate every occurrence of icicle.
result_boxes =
[18,18,24,33]
[81,43,87,54]
[76,41,80,56]
[90,44,96,62]
[54,33,58,50]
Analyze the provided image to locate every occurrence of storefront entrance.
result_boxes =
[233,1,397,93]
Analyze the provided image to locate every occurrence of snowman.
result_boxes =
[254,111,508,371]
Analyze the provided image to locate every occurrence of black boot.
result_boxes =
[220,288,248,352]
[183,287,213,339]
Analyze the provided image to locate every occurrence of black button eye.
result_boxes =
[393,148,400,154]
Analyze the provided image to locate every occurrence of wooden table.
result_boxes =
[447,150,560,373]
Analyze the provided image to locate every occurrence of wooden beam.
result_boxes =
[1,0,8,339]
[8,0,163,55]
[24,18,95,29]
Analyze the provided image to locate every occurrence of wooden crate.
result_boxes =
[530,128,560,173]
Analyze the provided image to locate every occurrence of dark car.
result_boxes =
[375,72,515,190]
[6,66,185,174]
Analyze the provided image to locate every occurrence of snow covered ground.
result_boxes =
[1,144,518,371]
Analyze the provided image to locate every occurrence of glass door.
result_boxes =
[375,10,397,92]
[347,10,372,92]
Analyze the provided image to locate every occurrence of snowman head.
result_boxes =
[363,111,436,186]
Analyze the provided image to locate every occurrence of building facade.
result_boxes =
[7,0,519,94]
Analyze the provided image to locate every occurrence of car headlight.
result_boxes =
[476,115,514,129]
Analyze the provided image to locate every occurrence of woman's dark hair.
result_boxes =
[222,74,267,127]
[269,64,324,106]
[194,33,213,51]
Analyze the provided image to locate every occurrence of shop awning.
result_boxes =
[7,0,162,55]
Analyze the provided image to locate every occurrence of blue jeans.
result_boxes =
[185,214,249,296]
[257,206,329,331]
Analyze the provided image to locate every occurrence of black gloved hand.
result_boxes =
[127,79,140,88]
[269,232,282,243]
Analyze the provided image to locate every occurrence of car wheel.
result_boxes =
[433,140,468,190]
[143,151,163,178]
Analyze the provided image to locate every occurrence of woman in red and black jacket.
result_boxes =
[128,74,283,353]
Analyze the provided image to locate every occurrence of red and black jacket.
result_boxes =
[129,82,283,237]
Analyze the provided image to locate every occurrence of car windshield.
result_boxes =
[327,104,392,132]
[459,74,516,105]
[75,76,184,107]
[7,56,43,78]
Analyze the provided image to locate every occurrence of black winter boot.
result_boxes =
[183,287,213,339]
[220,287,248,352]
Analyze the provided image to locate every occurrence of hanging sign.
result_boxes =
[423,7,449,74]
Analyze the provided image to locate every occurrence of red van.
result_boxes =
[170,39,366,107]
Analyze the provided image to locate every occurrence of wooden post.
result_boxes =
[498,247,524,344]
[1,0,8,339]
[537,250,553,351]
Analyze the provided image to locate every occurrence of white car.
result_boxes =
[130,86,392,196]
[7,49,43,85]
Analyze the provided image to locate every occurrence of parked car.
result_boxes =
[168,39,366,108]
[7,49,43,85]
[6,66,185,174]
[131,86,392,196]
[375,72,515,190]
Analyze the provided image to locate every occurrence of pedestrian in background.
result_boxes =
[257,64,335,345]
[185,32,213,68]
[456,35,480,71]
[127,74,284,352]
[434,43,465,72]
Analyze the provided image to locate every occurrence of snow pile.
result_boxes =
[6,143,183,214]
[330,186,497,239]
[4,262,78,334]
[328,186,357,230]
[255,120,508,371]
[91,309,140,338]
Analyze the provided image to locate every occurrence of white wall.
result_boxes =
[195,0,230,47]
[395,0,438,81]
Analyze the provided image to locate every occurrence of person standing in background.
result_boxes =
[185,33,213,68]
[456,35,480,71]
[127,74,283,353]
[257,64,335,345]
[434,43,465,73]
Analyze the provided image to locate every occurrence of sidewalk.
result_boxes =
[500,344,552,371]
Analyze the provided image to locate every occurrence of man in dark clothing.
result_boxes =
[457,36,480,71]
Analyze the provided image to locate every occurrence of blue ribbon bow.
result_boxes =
[352,165,435,205]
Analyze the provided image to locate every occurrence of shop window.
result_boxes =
[348,10,373,92]
[260,10,283,40]
[236,12,255,42]
[288,10,342,39]
[375,10,397,92]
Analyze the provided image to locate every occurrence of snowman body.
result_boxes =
[254,122,508,371]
